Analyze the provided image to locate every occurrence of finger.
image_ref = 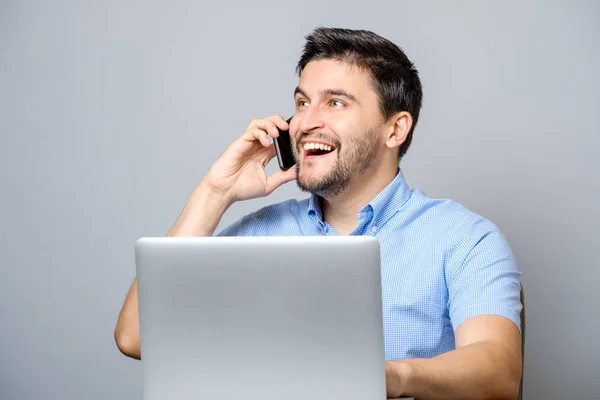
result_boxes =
[242,128,271,147]
[265,167,297,195]
[265,115,290,131]
[247,118,279,138]
[248,116,288,138]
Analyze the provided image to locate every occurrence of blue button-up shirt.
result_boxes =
[217,169,522,360]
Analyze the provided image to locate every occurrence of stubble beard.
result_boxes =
[295,127,381,198]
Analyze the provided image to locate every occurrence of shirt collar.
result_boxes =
[307,168,412,229]
[307,190,324,223]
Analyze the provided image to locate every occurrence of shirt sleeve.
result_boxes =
[215,212,258,237]
[446,220,523,333]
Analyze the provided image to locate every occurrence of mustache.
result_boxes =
[295,132,342,150]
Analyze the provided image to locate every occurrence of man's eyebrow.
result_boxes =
[294,87,359,103]
[322,88,358,103]
[294,86,307,98]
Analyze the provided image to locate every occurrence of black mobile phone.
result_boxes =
[274,116,296,170]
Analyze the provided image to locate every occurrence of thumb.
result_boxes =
[265,167,297,195]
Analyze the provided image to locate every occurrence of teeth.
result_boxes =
[303,143,333,151]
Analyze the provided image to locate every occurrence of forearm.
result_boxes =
[114,182,231,359]
[168,181,232,237]
[390,341,521,400]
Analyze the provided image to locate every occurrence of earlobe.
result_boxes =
[385,112,412,149]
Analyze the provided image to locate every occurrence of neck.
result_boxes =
[321,160,399,235]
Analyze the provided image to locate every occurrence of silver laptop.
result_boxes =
[135,236,392,400]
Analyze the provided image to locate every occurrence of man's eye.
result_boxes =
[297,100,309,107]
[330,100,344,107]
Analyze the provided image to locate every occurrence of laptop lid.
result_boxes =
[135,236,386,400]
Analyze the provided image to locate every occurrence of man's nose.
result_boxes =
[298,107,325,133]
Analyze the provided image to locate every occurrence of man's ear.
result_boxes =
[385,111,413,150]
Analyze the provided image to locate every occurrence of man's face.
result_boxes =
[290,59,386,198]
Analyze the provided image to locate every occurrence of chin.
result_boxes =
[298,167,329,184]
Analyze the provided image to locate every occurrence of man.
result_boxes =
[115,27,523,399]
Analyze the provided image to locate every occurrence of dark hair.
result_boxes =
[296,27,423,161]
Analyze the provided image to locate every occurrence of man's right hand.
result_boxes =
[114,115,297,360]
[202,115,297,205]
[168,115,298,238]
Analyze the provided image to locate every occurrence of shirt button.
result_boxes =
[371,225,377,233]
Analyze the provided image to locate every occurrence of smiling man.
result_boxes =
[115,27,523,400]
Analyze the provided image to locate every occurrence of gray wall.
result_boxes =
[1,1,598,399]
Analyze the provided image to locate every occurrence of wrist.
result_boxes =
[168,182,232,237]
[387,361,416,398]
[396,360,425,398]
[192,181,234,211]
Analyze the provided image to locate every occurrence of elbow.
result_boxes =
[488,372,521,400]
[488,344,523,400]
[114,325,141,360]
[503,356,523,400]
[495,380,521,400]
[507,375,522,400]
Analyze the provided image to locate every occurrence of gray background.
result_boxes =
[1,0,598,399]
